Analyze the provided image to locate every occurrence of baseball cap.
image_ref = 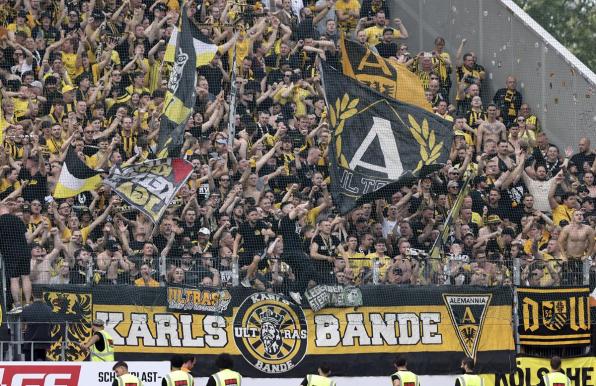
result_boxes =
[198,227,211,236]
[106,239,120,252]
[487,215,501,224]
[155,3,168,12]
[92,319,105,327]
[215,138,227,145]
[447,181,459,188]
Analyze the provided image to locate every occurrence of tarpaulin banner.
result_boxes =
[480,356,596,386]
[104,158,193,223]
[304,285,363,312]
[0,361,169,386]
[517,287,591,346]
[167,286,232,315]
[38,285,514,378]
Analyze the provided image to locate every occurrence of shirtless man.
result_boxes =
[558,210,594,285]
[476,103,506,154]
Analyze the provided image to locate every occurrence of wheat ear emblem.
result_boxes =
[329,94,359,168]
[407,114,443,171]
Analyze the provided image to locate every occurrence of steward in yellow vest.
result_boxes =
[455,357,483,386]
[542,356,571,386]
[112,361,141,386]
[207,354,242,386]
[78,319,114,362]
[162,355,195,386]
[391,356,419,386]
[301,364,336,386]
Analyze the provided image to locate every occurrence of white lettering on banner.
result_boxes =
[314,312,443,347]
[155,314,182,346]
[421,313,442,344]
[343,314,372,345]
[94,311,228,348]
[349,116,404,179]
[314,315,341,346]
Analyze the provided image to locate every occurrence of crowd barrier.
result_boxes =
[0,284,593,378]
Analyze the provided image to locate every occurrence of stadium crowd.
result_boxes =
[0,0,594,313]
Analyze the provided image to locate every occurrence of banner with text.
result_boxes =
[167,286,232,315]
[517,287,591,346]
[38,285,514,378]
[0,361,168,386]
[480,356,596,386]
[104,158,193,223]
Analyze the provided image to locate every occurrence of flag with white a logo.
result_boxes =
[321,61,453,214]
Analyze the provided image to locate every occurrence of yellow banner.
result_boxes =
[480,357,596,386]
[92,303,513,355]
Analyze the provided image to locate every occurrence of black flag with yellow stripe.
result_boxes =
[156,4,200,158]
[340,37,432,112]
[322,61,452,214]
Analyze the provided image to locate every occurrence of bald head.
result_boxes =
[579,137,591,153]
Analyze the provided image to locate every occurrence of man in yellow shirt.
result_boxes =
[548,175,576,226]
[364,11,408,46]
[335,0,360,31]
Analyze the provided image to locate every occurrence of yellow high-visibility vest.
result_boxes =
[543,372,571,386]
[456,374,484,386]
[90,330,114,362]
[306,374,336,386]
[164,370,193,386]
[213,369,242,386]
[392,370,420,385]
[116,373,141,386]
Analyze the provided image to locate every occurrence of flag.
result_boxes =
[156,6,203,158]
[429,173,474,259]
[340,37,432,111]
[103,158,193,223]
[53,146,102,198]
[321,61,452,214]
[164,25,219,68]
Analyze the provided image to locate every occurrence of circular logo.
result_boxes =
[233,292,308,374]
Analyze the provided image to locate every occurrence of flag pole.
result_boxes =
[227,44,238,147]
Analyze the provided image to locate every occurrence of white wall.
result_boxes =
[194,375,456,386]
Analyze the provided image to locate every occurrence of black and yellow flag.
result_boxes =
[340,37,432,112]
[156,5,201,158]
[322,62,452,214]
[164,23,219,68]
[53,146,102,198]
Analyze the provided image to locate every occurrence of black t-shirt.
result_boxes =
[19,168,48,202]
[279,215,303,250]
[376,41,398,58]
[0,214,29,260]
[238,220,269,254]
[198,64,223,95]
[21,300,54,344]
[94,331,105,351]
[181,221,201,243]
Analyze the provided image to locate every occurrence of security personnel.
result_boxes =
[162,355,194,386]
[78,319,114,362]
[455,357,484,386]
[542,356,571,386]
[206,353,242,386]
[112,361,142,386]
[391,356,419,386]
[301,364,336,386]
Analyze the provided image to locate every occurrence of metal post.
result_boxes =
[513,257,521,286]
[512,286,520,353]
[582,257,591,285]
[63,320,69,361]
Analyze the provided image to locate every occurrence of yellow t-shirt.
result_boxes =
[62,225,91,244]
[7,23,31,37]
[364,26,401,46]
[62,52,79,79]
[552,204,574,226]
[335,0,360,30]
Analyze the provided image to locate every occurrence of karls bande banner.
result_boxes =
[39,285,514,377]
[517,287,591,346]
[104,158,193,223]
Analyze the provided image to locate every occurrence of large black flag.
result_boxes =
[156,4,200,158]
[322,62,453,214]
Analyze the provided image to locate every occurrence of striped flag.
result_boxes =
[53,146,102,198]
[164,24,219,68]
[157,5,204,158]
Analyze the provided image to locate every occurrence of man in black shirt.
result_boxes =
[310,219,341,285]
[0,202,32,314]
[279,202,314,303]
[233,207,275,288]
[375,28,399,58]
[21,288,55,361]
